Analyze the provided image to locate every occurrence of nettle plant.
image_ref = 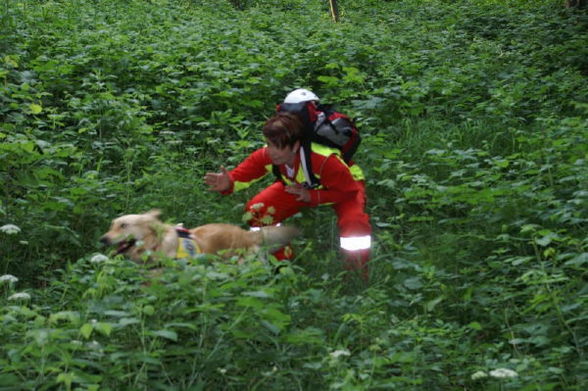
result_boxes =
[1,252,370,390]
[371,111,587,379]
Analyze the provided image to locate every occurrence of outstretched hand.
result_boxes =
[285,184,311,202]
[204,166,232,192]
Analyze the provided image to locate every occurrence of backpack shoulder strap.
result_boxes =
[272,164,284,184]
[316,103,334,113]
[271,141,320,189]
[300,141,320,189]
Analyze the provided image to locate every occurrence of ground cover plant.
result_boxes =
[1,0,587,389]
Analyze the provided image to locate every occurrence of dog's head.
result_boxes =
[100,210,163,256]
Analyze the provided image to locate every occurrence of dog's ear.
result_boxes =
[145,209,162,220]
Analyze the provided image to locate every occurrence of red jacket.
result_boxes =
[227,144,364,206]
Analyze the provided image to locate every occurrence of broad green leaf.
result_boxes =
[285,327,325,345]
[403,277,423,290]
[535,232,558,247]
[57,372,74,389]
[142,305,155,316]
[236,296,264,309]
[95,322,113,336]
[49,311,81,325]
[3,56,18,68]
[104,310,131,317]
[243,290,272,298]
[317,75,339,86]
[425,296,443,312]
[80,323,93,339]
[29,104,42,114]
[260,320,280,335]
[151,329,178,341]
[119,317,141,326]
[565,253,588,267]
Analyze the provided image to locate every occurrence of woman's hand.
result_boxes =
[204,166,232,192]
[286,184,311,202]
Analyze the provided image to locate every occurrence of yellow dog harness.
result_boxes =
[175,227,201,259]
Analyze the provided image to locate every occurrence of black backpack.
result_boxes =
[275,101,361,188]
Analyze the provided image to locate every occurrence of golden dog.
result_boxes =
[100,210,298,264]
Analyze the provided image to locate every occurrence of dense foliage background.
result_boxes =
[1,0,587,389]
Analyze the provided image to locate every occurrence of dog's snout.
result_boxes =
[100,236,111,245]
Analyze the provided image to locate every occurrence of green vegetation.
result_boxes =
[1,0,587,389]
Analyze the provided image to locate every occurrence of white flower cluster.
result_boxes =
[90,254,109,263]
[0,274,18,284]
[0,224,21,235]
[8,292,31,301]
[330,349,351,359]
[490,368,518,379]
[471,368,518,380]
[471,371,488,380]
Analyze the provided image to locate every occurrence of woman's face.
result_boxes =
[266,139,300,166]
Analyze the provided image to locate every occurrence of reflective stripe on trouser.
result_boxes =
[340,235,372,251]
[244,181,371,263]
[340,235,372,280]
[341,232,371,282]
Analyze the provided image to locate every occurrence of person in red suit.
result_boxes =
[204,97,371,281]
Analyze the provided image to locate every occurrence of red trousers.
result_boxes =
[244,181,371,278]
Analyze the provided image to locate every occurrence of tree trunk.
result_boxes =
[328,0,339,23]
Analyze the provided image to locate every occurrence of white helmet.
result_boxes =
[283,88,320,104]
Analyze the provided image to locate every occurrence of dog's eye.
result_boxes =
[120,223,128,229]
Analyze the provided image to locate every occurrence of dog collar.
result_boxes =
[175,227,201,259]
